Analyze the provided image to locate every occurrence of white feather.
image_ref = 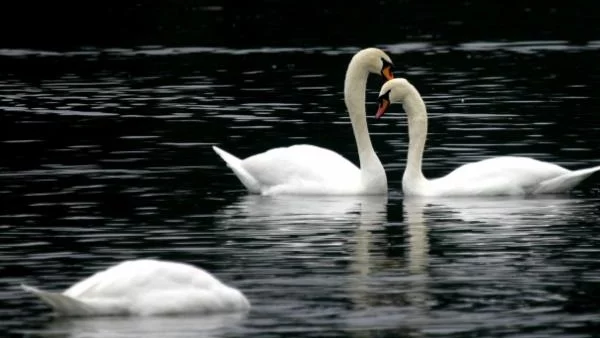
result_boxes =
[22,259,250,317]
[213,144,361,195]
[378,78,600,197]
[213,47,394,195]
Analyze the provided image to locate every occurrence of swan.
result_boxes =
[376,78,600,196]
[21,259,250,317]
[212,47,394,195]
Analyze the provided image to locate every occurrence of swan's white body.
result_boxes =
[213,144,364,195]
[213,47,393,196]
[377,78,600,197]
[21,259,250,317]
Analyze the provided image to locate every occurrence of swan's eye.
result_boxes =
[376,90,391,119]
[381,58,393,68]
[380,58,394,81]
[377,90,391,105]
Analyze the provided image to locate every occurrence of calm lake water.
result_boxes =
[2,41,600,337]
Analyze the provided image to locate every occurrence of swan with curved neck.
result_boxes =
[213,48,394,195]
[376,78,600,196]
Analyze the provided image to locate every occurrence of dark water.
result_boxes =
[2,39,600,337]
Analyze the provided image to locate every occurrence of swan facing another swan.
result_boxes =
[21,259,250,317]
[213,47,394,196]
[376,78,600,197]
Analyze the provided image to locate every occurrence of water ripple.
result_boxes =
[1,41,600,338]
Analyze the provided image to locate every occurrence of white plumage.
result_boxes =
[213,47,394,195]
[22,259,250,317]
[376,78,600,196]
[213,144,362,195]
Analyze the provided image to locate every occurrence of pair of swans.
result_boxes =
[214,49,600,197]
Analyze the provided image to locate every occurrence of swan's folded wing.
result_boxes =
[242,144,360,187]
[64,260,221,299]
[432,156,572,196]
[534,165,600,194]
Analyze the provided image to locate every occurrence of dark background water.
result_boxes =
[1,2,600,48]
[1,2,600,338]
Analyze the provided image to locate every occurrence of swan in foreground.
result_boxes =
[21,259,250,317]
[376,78,600,196]
[212,47,394,195]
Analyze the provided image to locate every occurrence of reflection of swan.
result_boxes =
[343,197,429,335]
[217,193,388,275]
[403,198,429,275]
[404,195,581,226]
[22,259,249,317]
[347,195,391,312]
[402,197,431,319]
[212,48,394,195]
[218,194,389,313]
[376,78,600,196]
[218,194,388,228]
[32,312,247,338]
[398,195,581,315]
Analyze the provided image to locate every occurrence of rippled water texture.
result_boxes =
[2,41,600,337]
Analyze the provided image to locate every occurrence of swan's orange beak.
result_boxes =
[376,97,390,119]
[381,65,394,81]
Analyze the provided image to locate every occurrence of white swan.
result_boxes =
[21,259,250,317]
[212,47,394,195]
[376,78,600,196]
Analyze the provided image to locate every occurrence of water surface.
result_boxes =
[1,41,600,337]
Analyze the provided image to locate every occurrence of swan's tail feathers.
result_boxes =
[212,146,242,167]
[21,284,93,316]
[212,146,261,193]
[535,165,600,194]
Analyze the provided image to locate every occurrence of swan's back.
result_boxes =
[425,156,571,196]
[65,259,220,299]
[29,259,251,316]
[241,144,362,194]
[444,156,568,180]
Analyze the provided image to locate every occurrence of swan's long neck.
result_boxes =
[402,87,428,191]
[344,61,386,192]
